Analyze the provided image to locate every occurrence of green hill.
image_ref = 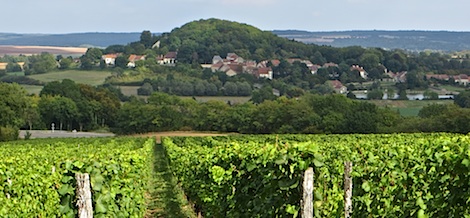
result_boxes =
[156,18,316,63]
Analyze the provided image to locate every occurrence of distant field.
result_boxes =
[117,85,252,103]
[369,99,454,116]
[435,85,466,93]
[27,70,111,86]
[6,72,25,76]
[118,85,140,96]
[21,84,43,95]
[0,45,87,56]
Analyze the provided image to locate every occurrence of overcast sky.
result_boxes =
[2,0,469,33]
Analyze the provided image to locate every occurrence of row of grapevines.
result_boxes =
[163,133,470,217]
[0,137,153,217]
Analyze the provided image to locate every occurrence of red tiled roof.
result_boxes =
[287,58,302,64]
[128,54,145,62]
[330,80,344,89]
[164,52,177,59]
[323,62,338,68]
[228,64,243,73]
[103,53,119,59]
[271,59,280,67]
[258,67,272,75]
[350,65,366,72]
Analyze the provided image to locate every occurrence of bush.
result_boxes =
[0,126,19,141]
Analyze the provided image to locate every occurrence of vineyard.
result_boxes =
[1,133,469,217]
[0,137,153,217]
[163,133,470,217]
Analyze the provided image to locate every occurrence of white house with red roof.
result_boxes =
[256,67,273,80]
[102,54,119,66]
[127,54,146,68]
[157,52,177,65]
[351,65,368,79]
[329,80,347,94]
[454,74,469,85]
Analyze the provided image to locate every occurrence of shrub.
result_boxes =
[0,126,19,141]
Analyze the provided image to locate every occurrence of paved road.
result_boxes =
[19,130,115,139]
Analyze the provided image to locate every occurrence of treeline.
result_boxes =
[2,80,470,141]
[113,91,470,135]
[0,81,121,141]
[138,79,252,97]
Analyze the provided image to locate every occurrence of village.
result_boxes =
[0,50,468,97]
[98,51,470,95]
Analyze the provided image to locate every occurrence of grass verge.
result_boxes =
[370,99,454,116]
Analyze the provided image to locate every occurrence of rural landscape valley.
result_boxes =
[2,17,470,217]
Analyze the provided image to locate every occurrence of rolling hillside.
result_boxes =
[273,30,470,51]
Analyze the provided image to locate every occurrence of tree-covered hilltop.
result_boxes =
[156,18,317,63]
[152,19,470,77]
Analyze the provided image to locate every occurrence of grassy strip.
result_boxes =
[146,143,196,218]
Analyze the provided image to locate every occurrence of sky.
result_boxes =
[2,0,469,34]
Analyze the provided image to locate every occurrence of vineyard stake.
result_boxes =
[344,161,353,218]
[76,173,93,218]
[302,167,314,218]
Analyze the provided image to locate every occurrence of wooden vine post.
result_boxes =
[76,173,93,218]
[302,167,314,218]
[344,161,353,218]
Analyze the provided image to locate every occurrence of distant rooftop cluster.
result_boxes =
[101,51,177,68]
[201,53,273,80]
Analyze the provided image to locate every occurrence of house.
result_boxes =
[219,63,243,77]
[257,60,268,68]
[387,71,407,83]
[200,64,212,69]
[157,52,177,65]
[426,73,469,86]
[0,62,7,70]
[102,54,119,66]
[0,62,26,71]
[426,74,450,81]
[270,59,281,67]
[243,65,257,75]
[323,62,339,68]
[226,53,244,63]
[256,67,273,80]
[329,80,347,94]
[127,54,146,68]
[152,40,161,49]
[453,74,469,86]
[309,64,322,74]
[210,62,224,72]
[287,58,301,64]
[212,55,223,64]
[351,65,368,79]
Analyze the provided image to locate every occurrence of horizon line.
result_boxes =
[3,29,470,35]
